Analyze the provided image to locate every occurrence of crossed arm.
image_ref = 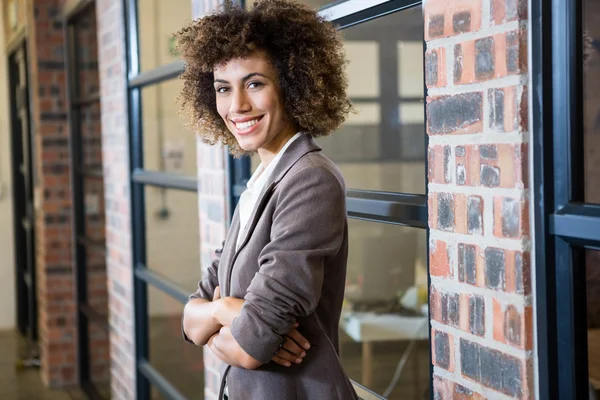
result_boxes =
[183,286,311,369]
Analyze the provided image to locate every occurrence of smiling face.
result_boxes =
[213,51,297,164]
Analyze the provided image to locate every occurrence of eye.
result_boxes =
[247,81,264,89]
[215,86,230,94]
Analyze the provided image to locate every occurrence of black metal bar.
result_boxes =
[128,61,184,89]
[551,0,576,209]
[228,155,251,219]
[549,209,600,246]
[138,360,188,400]
[531,0,557,395]
[346,191,427,227]
[333,0,422,29]
[134,266,189,305]
[132,169,198,191]
[554,237,589,399]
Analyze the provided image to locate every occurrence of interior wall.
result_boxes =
[0,4,16,330]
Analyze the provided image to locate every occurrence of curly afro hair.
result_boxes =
[175,0,353,156]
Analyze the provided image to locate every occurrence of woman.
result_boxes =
[177,1,358,399]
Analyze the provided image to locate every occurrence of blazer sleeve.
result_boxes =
[230,166,346,363]
[182,242,223,344]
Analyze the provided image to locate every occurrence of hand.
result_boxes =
[271,323,311,367]
[213,286,221,301]
[213,296,245,327]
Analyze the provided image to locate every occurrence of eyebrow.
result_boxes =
[214,72,267,84]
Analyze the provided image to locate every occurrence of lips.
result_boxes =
[231,115,264,135]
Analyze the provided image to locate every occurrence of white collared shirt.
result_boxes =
[236,132,302,250]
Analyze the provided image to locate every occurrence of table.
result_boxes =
[340,312,429,390]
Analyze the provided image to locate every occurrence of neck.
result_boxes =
[257,128,297,166]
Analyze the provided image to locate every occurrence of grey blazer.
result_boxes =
[185,134,359,400]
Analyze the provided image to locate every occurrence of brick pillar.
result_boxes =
[96,0,135,398]
[190,2,228,399]
[28,0,77,388]
[424,1,533,398]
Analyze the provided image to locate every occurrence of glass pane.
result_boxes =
[141,80,196,175]
[148,286,205,399]
[74,6,99,98]
[340,219,429,399]
[316,6,425,193]
[587,249,600,396]
[80,101,103,171]
[145,188,201,292]
[584,0,600,203]
[138,0,191,72]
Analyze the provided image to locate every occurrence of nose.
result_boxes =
[230,88,251,114]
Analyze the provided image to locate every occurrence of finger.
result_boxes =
[287,329,311,350]
[213,286,221,301]
[271,355,292,367]
[282,337,306,359]
[273,348,302,365]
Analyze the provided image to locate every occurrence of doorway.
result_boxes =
[65,2,110,398]
[8,41,39,366]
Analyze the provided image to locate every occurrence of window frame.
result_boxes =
[532,0,600,398]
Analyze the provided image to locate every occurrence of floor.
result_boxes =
[0,330,86,400]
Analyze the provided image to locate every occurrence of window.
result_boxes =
[125,0,201,398]
[533,0,600,398]
[126,1,429,399]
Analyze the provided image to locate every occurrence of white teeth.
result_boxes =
[235,118,259,130]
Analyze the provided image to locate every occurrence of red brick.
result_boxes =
[493,196,529,238]
[430,240,451,277]
[430,285,460,328]
[489,86,526,132]
[427,93,484,135]
[454,31,526,85]
[433,374,486,399]
[424,0,483,40]
[432,329,455,372]
[456,144,527,189]
[428,145,451,183]
[426,47,447,88]
[493,299,533,350]
[454,193,468,234]
[491,0,528,25]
